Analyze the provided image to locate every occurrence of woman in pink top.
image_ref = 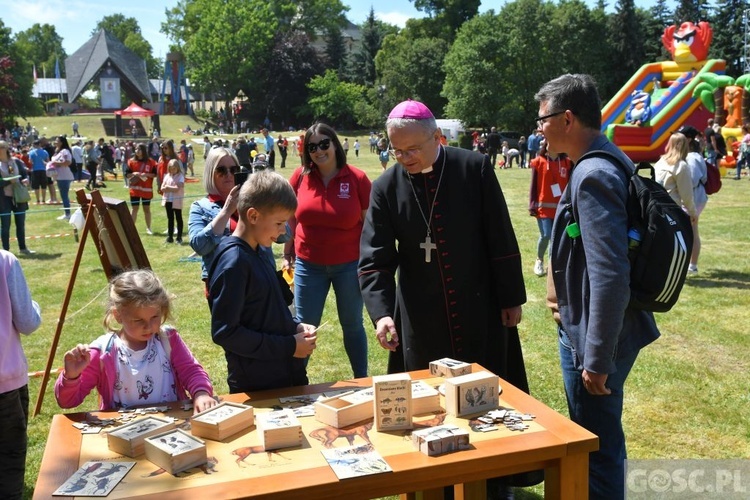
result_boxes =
[283,123,372,377]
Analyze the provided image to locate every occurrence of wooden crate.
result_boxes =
[412,425,471,456]
[190,402,254,441]
[372,373,412,431]
[107,416,176,457]
[429,358,472,378]
[314,390,373,428]
[144,428,207,475]
[444,371,499,417]
[411,380,441,415]
[256,409,302,450]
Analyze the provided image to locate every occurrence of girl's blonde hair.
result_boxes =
[103,269,172,331]
[662,132,689,166]
[167,158,181,173]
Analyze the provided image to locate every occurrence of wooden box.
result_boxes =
[444,371,499,417]
[429,358,472,378]
[191,402,254,441]
[372,373,412,431]
[412,425,471,456]
[411,380,441,415]
[107,416,176,457]
[144,428,207,475]
[314,389,373,428]
[256,409,302,450]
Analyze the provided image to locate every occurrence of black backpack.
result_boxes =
[575,151,694,312]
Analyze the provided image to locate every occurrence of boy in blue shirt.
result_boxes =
[208,171,317,393]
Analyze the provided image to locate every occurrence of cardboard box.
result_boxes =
[144,428,207,475]
[429,358,472,378]
[314,390,373,428]
[411,380,441,415]
[256,409,302,450]
[412,425,471,456]
[444,371,499,417]
[190,402,254,441]
[372,373,412,431]
[107,416,176,457]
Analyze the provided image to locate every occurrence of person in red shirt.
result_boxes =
[296,134,304,165]
[126,144,158,235]
[528,139,570,276]
[283,123,372,378]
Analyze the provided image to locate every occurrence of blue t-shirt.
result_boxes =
[28,148,49,171]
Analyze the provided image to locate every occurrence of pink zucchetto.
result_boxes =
[387,100,435,120]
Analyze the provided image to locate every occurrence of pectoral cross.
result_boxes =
[420,235,437,263]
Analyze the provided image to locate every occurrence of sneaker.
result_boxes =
[19,248,36,255]
[165,237,174,244]
[57,214,70,220]
[175,238,183,245]
[533,259,546,277]
[688,264,698,274]
[146,228,153,235]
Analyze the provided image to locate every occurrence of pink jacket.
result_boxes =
[54,327,213,410]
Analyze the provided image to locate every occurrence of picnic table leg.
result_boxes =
[545,453,589,500]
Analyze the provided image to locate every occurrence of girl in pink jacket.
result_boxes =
[55,269,216,415]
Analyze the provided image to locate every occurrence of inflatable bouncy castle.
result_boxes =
[602,22,726,162]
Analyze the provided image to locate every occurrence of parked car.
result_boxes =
[498,131,521,150]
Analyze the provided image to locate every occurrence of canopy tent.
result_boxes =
[115,102,155,117]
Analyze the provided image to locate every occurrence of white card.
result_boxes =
[551,183,562,197]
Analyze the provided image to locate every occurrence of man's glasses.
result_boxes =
[388,135,435,159]
[536,110,566,127]
[307,138,331,153]
[215,164,240,176]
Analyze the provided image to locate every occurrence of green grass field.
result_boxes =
[12,115,750,498]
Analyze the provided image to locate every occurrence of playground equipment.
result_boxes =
[602,22,725,162]
[160,52,192,115]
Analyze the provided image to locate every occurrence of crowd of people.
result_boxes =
[0,81,738,499]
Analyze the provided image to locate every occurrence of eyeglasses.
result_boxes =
[388,135,435,159]
[536,110,566,127]
[215,164,240,176]
[307,138,331,153]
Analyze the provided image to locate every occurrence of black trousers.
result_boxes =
[0,385,29,500]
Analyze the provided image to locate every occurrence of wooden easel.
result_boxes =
[33,189,151,416]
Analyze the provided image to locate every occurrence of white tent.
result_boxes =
[435,119,465,141]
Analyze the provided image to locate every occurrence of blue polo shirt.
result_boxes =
[28,147,49,171]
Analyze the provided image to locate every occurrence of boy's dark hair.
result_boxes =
[534,74,602,130]
[237,170,297,220]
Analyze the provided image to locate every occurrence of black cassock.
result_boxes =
[359,146,531,393]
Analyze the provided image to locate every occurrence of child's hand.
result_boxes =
[293,331,317,358]
[63,344,92,380]
[192,392,218,415]
[296,323,317,336]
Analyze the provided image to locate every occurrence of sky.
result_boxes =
[5,0,660,68]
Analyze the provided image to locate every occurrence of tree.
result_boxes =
[349,8,395,86]
[709,0,748,78]
[0,20,38,122]
[94,14,161,77]
[673,0,710,24]
[375,30,449,117]
[609,0,644,94]
[13,24,65,78]
[306,69,366,127]
[325,26,347,76]
[412,0,481,42]
[640,0,673,64]
[258,31,324,128]
[443,1,563,130]
[177,0,277,111]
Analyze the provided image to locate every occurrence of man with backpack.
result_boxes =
[535,74,661,500]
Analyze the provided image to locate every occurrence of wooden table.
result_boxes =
[34,365,597,499]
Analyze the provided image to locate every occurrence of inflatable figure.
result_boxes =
[724,85,743,128]
[662,22,713,63]
[626,91,652,126]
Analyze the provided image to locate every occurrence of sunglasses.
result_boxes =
[215,164,240,176]
[307,138,331,153]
